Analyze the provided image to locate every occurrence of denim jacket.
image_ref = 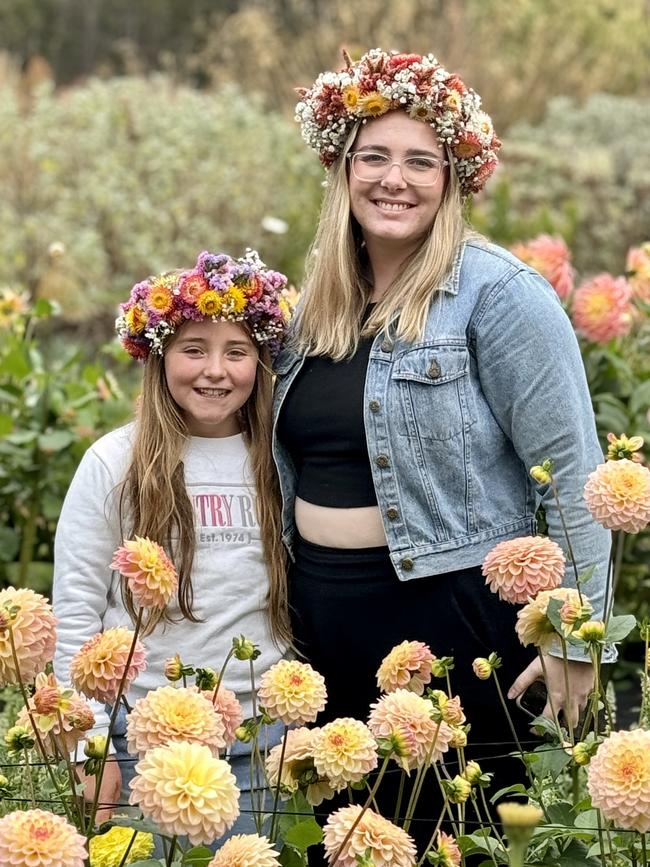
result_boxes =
[272,240,613,661]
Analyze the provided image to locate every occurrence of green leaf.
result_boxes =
[103,815,171,839]
[546,596,564,633]
[630,379,650,415]
[38,429,75,452]
[577,564,595,586]
[555,838,601,866]
[0,413,13,436]
[573,808,600,829]
[182,846,214,866]
[0,526,20,562]
[545,801,575,827]
[489,783,528,802]
[279,845,307,867]
[604,614,637,643]
[2,346,30,379]
[528,743,571,781]
[33,298,58,318]
[284,817,323,851]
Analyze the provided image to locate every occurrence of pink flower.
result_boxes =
[482,536,565,604]
[571,274,633,343]
[376,640,435,695]
[511,234,575,300]
[323,805,416,866]
[626,242,650,303]
[0,587,57,686]
[16,672,94,756]
[0,809,87,866]
[587,729,650,832]
[584,459,650,534]
[111,536,178,609]
[70,627,147,703]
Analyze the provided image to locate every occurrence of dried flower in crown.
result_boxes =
[295,48,501,197]
[116,249,292,360]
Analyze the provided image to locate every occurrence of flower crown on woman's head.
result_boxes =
[295,48,501,197]
[116,249,292,360]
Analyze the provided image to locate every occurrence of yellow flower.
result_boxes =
[207,833,281,866]
[0,587,57,686]
[584,459,650,534]
[376,640,435,695]
[221,286,247,315]
[606,432,644,462]
[0,287,29,328]
[127,685,226,757]
[574,619,606,643]
[497,801,544,848]
[0,808,87,866]
[265,726,336,806]
[124,304,147,335]
[443,775,472,804]
[258,659,327,725]
[89,826,154,867]
[515,588,582,648]
[472,658,493,680]
[70,627,147,703]
[111,536,178,609]
[463,760,483,785]
[197,290,224,316]
[358,91,391,117]
[130,741,240,846]
[145,276,175,314]
[323,805,416,867]
[312,718,378,790]
[587,729,650,832]
[341,84,360,110]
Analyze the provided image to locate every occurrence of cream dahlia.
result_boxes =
[0,587,57,686]
[587,729,650,833]
[323,805,416,866]
[111,535,178,609]
[0,809,87,867]
[511,234,575,300]
[376,640,435,695]
[265,726,336,806]
[367,689,452,772]
[70,627,147,703]
[127,685,226,758]
[130,741,240,846]
[483,536,565,604]
[258,659,327,725]
[89,826,154,867]
[584,459,650,534]
[571,274,633,343]
[205,685,244,746]
[312,718,378,790]
[515,587,583,648]
[208,834,281,866]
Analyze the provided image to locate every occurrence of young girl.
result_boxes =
[53,249,292,833]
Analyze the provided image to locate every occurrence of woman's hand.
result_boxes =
[76,759,122,823]
[508,653,595,729]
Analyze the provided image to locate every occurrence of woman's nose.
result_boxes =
[380,162,407,190]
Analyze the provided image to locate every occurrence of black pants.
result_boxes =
[289,535,537,864]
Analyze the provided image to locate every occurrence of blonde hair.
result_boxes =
[119,331,291,646]
[293,122,476,359]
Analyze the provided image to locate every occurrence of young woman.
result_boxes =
[53,249,292,834]
[273,49,611,854]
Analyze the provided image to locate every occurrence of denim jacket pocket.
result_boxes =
[390,343,476,441]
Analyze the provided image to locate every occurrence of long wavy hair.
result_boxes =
[293,120,478,359]
[118,331,290,646]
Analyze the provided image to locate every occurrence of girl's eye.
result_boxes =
[183,346,203,355]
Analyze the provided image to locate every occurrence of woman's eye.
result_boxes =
[359,153,388,165]
[407,157,437,170]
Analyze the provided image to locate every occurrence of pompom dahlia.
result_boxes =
[0,809,87,867]
[483,536,565,604]
[130,741,240,846]
[571,274,633,343]
[265,726,336,806]
[0,587,57,686]
[376,640,435,695]
[323,805,416,867]
[208,834,281,866]
[584,459,650,534]
[511,234,575,300]
[258,659,327,725]
[205,685,244,746]
[515,587,583,648]
[89,826,154,867]
[587,729,650,833]
[367,689,452,772]
[70,627,147,703]
[111,536,178,609]
[312,718,378,790]
[127,685,226,758]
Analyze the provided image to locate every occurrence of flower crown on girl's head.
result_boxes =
[295,48,501,197]
[116,249,292,360]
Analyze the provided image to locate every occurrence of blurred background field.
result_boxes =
[0,0,649,681]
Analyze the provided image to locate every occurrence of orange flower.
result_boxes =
[584,459,650,533]
[0,587,57,686]
[145,276,175,314]
[483,536,565,604]
[587,729,650,832]
[111,536,178,609]
[127,686,226,758]
[376,640,435,695]
[265,726,336,806]
[323,805,416,866]
[258,660,327,725]
[571,274,633,343]
[312,718,378,790]
[0,809,87,866]
[70,627,147,703]
[208,834,281,866]
[511,234,575,300]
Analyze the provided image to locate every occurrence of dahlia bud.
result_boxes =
[5,725,35,753]
[164,654,184,682]
[559,597,594,636]
[33,686,61,715]
[574,620,606,643]
[431,656,454,677]
[441,695,465,726]
[572,740,597,766]
[232,635,260,661]
[497,801,543,846]
[195,667,218,691]
[84,735,107,760]
[68,704,95,731]
[472,658,492,680]
[443,775,472,804]
[606,432,644,463]
[463,760,483,785]
[449,726,468,749]
[235,718,259,743]
[530,459,554,485]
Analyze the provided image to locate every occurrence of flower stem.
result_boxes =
[403,722,441,830]
[247,658,263,835]
[559,638,575,745]
[23,747,36,808]
[393,769,406,823]
[330,754,391,866]
[550,475,582,604]
[538,651,563,739]
[116,829,138,867]
[268,724,289,843]
[166,834,177,866]
[491,670,533,785]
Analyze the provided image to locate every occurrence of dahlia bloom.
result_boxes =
[516,588,584,648]
[70,627,147,703]
[587,729,650,832]
[323,805,416,866]
[111,536,178,609]
[265,726,336,806]
[205,685,244,746]
[497,801,544,828]
[127,685,226,758]
[367,689,453,772]
[511,234,575,300]
[0,587,57,686]
[208,834,281,866]
[584,459,650,534]
[626,242,650,303]
[258,659,327,725]
[312,718,378,790]
[482,536,565,604]
[15,672,94,755]
[376,640,435,695]
[0,809,87,867]
[89,826,154,867]
[428,831,461,866]
[571,274,633,343]
[130,741,240,846]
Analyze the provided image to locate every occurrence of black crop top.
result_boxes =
[277,308,377,508]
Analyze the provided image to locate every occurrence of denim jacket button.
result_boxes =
[369,399,381,412]
[375,454,390,468]
[401,557,414,571]
[427,359,442,379]
[386,507,399,520]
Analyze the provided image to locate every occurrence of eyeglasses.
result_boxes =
[347,150,450,186]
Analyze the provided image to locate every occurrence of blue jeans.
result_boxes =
[110,704,285,850]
